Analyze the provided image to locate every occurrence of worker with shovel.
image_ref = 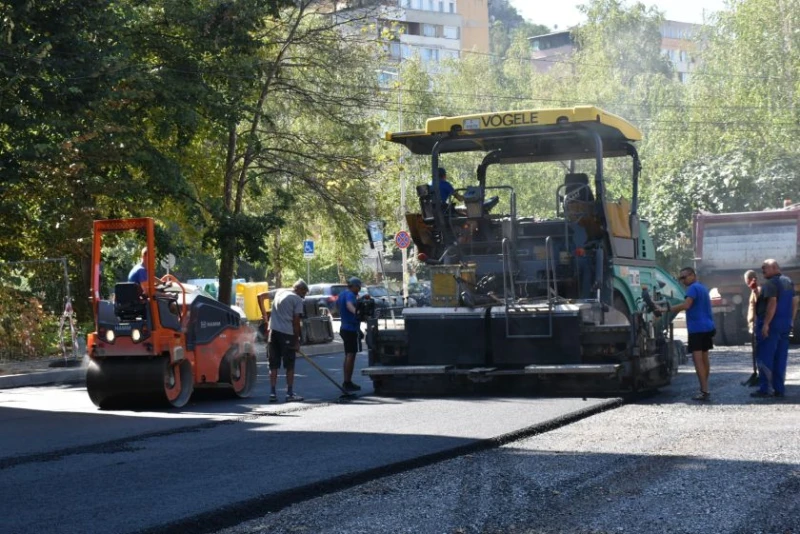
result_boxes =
[742,269,760,386]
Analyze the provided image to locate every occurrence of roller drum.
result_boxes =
[86,356,194,409]
[230,353,257,398]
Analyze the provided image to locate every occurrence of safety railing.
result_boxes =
[501,236,556,339]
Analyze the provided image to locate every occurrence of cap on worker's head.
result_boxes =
[347,277,362,288]
[438,167,447,179]
[293,279,309,292]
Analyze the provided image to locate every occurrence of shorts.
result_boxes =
[687,330,715,352]
[268,330,296,370]
[340,329,360,354]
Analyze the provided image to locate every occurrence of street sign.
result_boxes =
[160,253,176,270]
[303,239,315,259]
[366,220,385,251]
[367,221,383,243]
[395,230,411,249]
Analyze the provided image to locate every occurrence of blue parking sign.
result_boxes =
[303,240,315,258]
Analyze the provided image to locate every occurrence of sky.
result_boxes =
[508,0,729,31]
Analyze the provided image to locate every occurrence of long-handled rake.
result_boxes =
[296,348,358,401]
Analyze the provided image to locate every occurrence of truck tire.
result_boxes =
[713,312,728,345]
[722,310,745,345]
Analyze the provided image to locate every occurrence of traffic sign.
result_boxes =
[367,221,383,244]
[160,253,176,270]
[303,239,315,259]
[395,230,411,249]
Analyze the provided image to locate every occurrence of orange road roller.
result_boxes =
[86,218,257,409]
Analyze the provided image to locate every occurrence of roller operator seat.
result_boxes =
[114,282,147,321]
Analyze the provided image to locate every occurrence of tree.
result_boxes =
[488,0,549,59]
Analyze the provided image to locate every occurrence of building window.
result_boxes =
[439,1,444,11]
[428,0,434,10]
[449,1,455,13]
[443,25,458,39]
[421,48,440,62]
[422,24,436,37]
[389,42,401,59]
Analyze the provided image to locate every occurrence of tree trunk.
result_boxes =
[273,228,283,289]
[218,239,236,305]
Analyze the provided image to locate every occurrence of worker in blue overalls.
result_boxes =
[752,259,797,398]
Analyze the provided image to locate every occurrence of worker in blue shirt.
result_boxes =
[337,277,363,392]
[128,247,148,291]
[664,267,716,401]
[431,167,464,208]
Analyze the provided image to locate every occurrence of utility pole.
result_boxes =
[397,67,408,304]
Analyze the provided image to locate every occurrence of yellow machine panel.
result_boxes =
[430,264,477,307]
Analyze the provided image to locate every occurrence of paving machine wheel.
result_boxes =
[87,357,194,409]
[230,353,257,398]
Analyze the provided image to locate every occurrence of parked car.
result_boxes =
[408,281,431,307]
[359,285,416,317]
[306,283,349,317]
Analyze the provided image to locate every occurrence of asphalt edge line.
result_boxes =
[136,397,625,534]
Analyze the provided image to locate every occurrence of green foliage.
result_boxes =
[3,0,799,319]
[488,0,549,58]
[0,289,60,361]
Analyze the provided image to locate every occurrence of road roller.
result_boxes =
[86,217,257,409]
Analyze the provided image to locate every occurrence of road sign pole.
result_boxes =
[306,259,310,284]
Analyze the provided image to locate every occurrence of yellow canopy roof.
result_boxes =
[385,106,641,161]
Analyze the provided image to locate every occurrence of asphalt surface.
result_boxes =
[213,346,800,534]
[0,349,617,534]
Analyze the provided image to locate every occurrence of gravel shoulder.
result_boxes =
[215,345,800,534]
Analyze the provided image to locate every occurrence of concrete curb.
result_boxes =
[0,368,86,389]
[0,342,347,390]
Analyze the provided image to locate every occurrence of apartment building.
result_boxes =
[330,0,489,65]
[660,20,699,82]
[527,20,700,81]
[529,30,575,73]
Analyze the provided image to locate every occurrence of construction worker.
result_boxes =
[432,167,464,208]
[337,277,363,392]
[127,247,149,291]
[664,267,715,401]
[267,279,309,403]
[751,259,796,398]
[742,269,759,386]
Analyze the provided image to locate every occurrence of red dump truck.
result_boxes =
[693,204,800,345]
